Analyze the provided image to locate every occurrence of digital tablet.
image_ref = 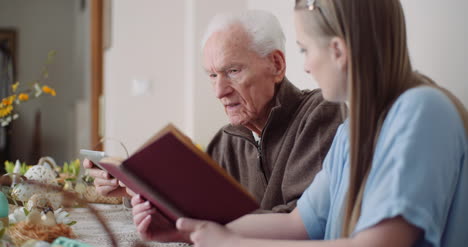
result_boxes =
[79,149,108,171]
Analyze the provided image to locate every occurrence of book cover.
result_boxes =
[98,124,259,225]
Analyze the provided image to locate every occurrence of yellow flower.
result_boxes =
[1,95,15,106]
[12,82,20,92]
[18,93,29,101]
[42,85,52,93]
[0,105,13,117]
[42,86,57,96]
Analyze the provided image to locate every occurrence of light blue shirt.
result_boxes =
[297,87,468,247]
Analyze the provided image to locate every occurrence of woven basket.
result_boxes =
[8,222,76,246]
[83,185,122,204]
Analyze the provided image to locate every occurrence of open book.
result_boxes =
[97,124,259,226]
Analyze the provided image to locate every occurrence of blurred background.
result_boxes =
[0,0,466,167]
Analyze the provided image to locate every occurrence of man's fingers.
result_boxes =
[118,180,126,187]
[176,218,206,232]
[87,168,109,179]
[131,194,144,207]
[137,215,152,239]
[83,159,94,168]
[94,177,118,187]
[133,201,152,214]
[126,187,136,197]
[96,185,119,196]
[134,208,156,226]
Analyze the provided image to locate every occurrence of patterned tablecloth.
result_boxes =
[69,204,190,247]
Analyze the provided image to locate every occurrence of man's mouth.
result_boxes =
[225,103,241,111]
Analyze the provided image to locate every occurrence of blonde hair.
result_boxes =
[295,0,468,237]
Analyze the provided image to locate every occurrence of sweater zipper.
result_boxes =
[224,132,270,186]
[256,141,268,186]
[257,107,277,184]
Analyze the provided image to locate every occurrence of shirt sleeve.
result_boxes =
[354,88,466,247]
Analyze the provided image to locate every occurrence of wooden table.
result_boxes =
[69,204,189,247]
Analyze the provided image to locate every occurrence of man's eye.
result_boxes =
[299,48,307,54]
[228,69,240,74]
[209,74,217,78]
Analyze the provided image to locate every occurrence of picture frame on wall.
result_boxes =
[0,28,17,170]
[0,28,17,80]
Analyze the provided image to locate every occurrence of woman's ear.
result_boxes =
[268,50,287,83]
[329,37,348,71]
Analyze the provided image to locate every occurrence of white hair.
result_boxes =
[201,10,286,57]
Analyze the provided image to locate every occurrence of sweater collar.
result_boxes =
[223,77,304,141]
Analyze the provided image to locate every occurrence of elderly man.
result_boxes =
[85,10,342,241]
[199,14,343,214]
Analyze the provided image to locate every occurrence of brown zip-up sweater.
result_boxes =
[207,78,343,213]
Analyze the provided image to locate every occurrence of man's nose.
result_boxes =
[214,76,233,99]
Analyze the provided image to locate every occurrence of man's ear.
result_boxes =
[268,50,286,83]
[329,37,347,71]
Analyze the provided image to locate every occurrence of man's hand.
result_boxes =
[131,194,190,242]
[176,218,240,247]
[83,159,129,197]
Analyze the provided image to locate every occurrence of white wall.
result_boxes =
[402,0,468,107]
[0,0,89,165]
[103,0,187,156]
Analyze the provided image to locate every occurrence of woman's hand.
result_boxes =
[83,159,129,197]
[131,194,190,242]
[176,217,240,247]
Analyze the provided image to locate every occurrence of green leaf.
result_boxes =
[23,207,29,216]
[4,161,14,174]
[63,163,69,174]
[71,164,77,176]
[0,227,5,239]
[20,163,29,175]
[67,221,77,226]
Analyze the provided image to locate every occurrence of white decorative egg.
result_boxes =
[24,164,57,185]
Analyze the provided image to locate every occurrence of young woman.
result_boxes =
[132,0,468,246]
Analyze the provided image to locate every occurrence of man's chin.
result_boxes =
[228,117,249,127]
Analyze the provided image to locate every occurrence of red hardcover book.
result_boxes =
[98,124,259,226]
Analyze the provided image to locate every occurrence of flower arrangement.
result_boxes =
[0,51,57,127]
[0,157,77,246]
[2,159,87,205]
[0,157,141,246]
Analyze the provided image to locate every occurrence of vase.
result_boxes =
[0,191,8,226]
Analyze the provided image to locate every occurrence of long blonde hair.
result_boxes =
[295,0,468,237]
